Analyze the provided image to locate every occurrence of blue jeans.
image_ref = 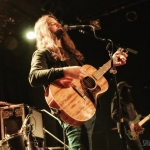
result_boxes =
[57,113,96,150]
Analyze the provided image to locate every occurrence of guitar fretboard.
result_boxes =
[139,115,150,126]
[92,60,111,80]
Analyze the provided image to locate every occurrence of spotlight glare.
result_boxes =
[26,31,35,39]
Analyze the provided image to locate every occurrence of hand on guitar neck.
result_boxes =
[62,48,128,81]
[112,47,128,66]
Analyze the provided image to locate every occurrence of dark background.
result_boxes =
[0,0,150,149]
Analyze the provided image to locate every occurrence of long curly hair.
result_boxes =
[34,14,84,61]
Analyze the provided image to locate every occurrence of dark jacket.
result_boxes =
[111,96,138,128]
[29,49,83,88]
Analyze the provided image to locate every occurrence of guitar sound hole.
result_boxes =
[82,76,96,88]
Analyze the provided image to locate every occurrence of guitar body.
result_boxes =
[45,64,109,126]
[126,114,145,140]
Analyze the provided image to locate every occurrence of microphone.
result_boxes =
[64,25,93,31]
[115,44,138,55]
[126,48,138,55]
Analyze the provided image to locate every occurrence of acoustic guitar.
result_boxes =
[45,60,112,126]
[125,114,150,140]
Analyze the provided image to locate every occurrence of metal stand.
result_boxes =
[41,109,68,149]
[43,128,68,148]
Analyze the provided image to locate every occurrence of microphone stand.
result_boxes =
[105,41,128,150]
[79,28,138,149]
[87,27,128,150]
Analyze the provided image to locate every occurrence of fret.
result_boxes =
[93,60,111,80]
[139,115,150,126]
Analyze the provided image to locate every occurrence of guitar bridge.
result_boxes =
[71,84,87,100]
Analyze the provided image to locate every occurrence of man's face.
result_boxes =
[47,17,64,38]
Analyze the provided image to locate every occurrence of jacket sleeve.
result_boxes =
[111,96,120,122]
[28,50,64,87]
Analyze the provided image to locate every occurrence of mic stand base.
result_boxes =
[43,128,68,149]
[41,109,68,149]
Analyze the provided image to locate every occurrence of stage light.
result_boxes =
[4,36,18,50]
[126,11,137,22]
[26,31,35,39]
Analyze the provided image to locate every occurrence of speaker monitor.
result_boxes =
[0,103,25,140]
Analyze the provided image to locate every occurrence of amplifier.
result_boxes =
[0,103,25,139]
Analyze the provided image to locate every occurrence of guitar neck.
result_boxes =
[92,60,112,80]
[138,114,150,126]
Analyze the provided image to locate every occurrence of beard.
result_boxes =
[55,28,64,39]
